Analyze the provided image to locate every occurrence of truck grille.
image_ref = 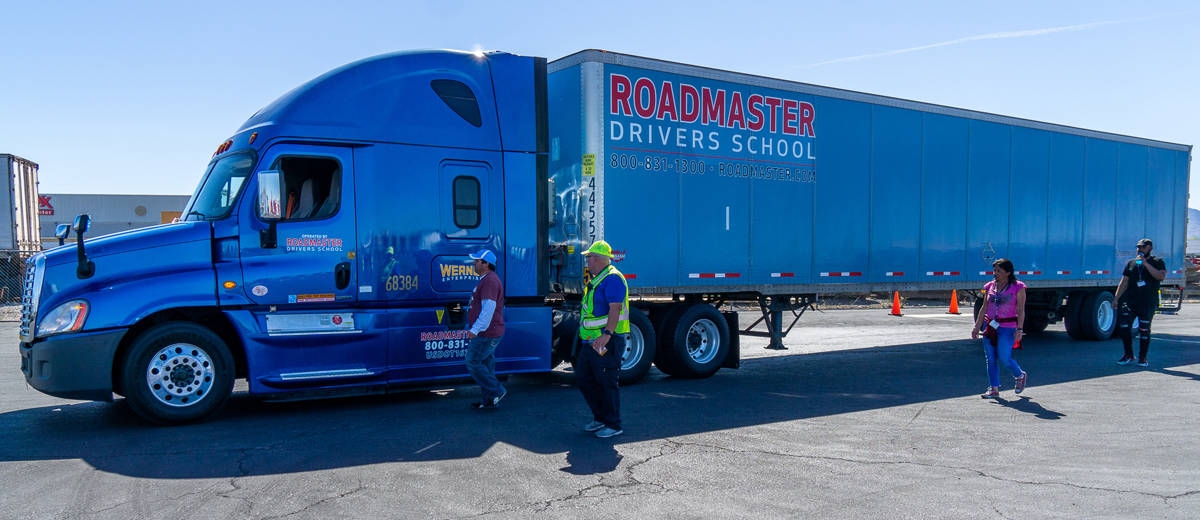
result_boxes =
[19,260,35,339]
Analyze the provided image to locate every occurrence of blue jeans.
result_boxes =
[466,336,505,401]
[983,327,1024,388]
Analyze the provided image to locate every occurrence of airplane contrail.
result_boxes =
[803,15,1165,68]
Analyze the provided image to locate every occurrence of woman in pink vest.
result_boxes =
[970,259,1029,398]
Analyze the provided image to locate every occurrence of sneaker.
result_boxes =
[1014,372,1028,394]
[981,387,1000,398]
[470,399,499,410]
[1117,356,1135,366]
[594,426,623,438]
[583,420,605,432]
[1136,358,1149,367]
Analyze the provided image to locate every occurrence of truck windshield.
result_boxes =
[183,153,255,221]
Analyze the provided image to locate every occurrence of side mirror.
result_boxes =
[73,214,91,234]
[256,170,283,220]
[72,214,95,278]
[55,224,70,246]
[256,170,283,248]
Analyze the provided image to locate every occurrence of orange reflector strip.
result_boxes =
[222,281,237,289]
[249,132,258,144]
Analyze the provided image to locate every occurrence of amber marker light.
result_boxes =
[222,281,237,289]
[248,132,258,144]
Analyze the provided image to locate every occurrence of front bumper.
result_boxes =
[19,328,127,401]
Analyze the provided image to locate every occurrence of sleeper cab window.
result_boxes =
[452,176,481,229]
[431,79,482,127]
[275,156,342,221]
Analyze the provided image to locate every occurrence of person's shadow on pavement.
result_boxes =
[991,396,1066,420]
[560,441,622,475]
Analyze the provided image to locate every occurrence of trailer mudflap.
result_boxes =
[722,311,740,369]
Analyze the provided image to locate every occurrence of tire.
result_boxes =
[654,303,730,378]
[120,322,236,425]
[618,308,656,385]
[972,296,985,322]
[1079,291,1116,340]
[1064,291,1088,339]
[1023,315,1049,334]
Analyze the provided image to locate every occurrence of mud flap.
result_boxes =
[722,311,740,369]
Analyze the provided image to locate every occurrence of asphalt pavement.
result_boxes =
[1,304,1197,519]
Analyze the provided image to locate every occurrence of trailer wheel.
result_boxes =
[1079,291,1116,340]
[618,308,656,385]
[655,303,730,378]
[1064,291,1088,339]
[1023,316,1049,334]
[120,322,235,425]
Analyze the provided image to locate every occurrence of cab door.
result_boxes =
[240,144,357,306]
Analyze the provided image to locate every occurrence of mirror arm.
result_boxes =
[75,228,94,279]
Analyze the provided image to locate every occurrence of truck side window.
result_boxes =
[452,176,481,229]
[274,156,342,221]
[431,79,482,127]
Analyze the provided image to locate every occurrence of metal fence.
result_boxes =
[0,249,39,322]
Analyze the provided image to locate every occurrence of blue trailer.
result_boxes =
[18,49,1191,424]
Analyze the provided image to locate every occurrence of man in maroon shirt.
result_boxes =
[465,249,506,409]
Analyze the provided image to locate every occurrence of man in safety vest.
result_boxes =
[576,240,629,438]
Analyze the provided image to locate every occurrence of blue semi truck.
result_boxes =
[18,50,1191,424]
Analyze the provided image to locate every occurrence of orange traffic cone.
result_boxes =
[947,290,961,314]
[889,291,902,316]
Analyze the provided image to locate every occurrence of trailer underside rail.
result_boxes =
[742,296,814,350]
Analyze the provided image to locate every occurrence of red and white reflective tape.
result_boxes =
[979,271,994,275]
[1085,270,1110,275]
[770,272,795,278]
[688,273,740,279]
[1016,271,1042,275]
[926,271,960,276]
[884,272,905,277]
[820,272,862,277]
[624,273,637,279]
[1056,270,1071,275]
[1173,269,1185,274]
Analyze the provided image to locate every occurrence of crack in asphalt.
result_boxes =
[662,438,1200,502]
[445,440,681,519]
[258,479,368,520]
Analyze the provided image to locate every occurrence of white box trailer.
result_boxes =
[0,154,41,251]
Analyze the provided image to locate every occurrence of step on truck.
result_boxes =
[19,49,1191,424]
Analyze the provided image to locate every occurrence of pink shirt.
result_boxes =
[983,280,1025,327]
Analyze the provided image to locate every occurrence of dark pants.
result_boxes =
[1117,301,1155,359]
[576,335,623,430]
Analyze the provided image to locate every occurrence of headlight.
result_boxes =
[36,300,89,337]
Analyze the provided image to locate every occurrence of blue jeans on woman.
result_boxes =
[983,327,1024,388]
[466,336,505,401]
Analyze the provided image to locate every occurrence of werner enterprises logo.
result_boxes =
[439,263,479,282]
[609,73,817,161]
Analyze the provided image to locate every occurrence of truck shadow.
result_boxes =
[0,331,1195,478]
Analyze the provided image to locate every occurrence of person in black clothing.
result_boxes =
[1112,238,1166,367]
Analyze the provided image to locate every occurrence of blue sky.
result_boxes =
[1,1,1196,207]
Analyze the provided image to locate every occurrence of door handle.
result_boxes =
[335,262,351,290]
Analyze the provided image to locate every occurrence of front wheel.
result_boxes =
[120,322,235,425]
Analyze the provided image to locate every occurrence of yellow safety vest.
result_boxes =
[579,265,630,341]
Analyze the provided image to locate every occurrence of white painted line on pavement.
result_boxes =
[415,441,441,454]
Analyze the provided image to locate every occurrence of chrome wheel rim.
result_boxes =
[686,318,720,364]
[621,324,645,371]
[1096,300,1114,333]
[146,343,215,408]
